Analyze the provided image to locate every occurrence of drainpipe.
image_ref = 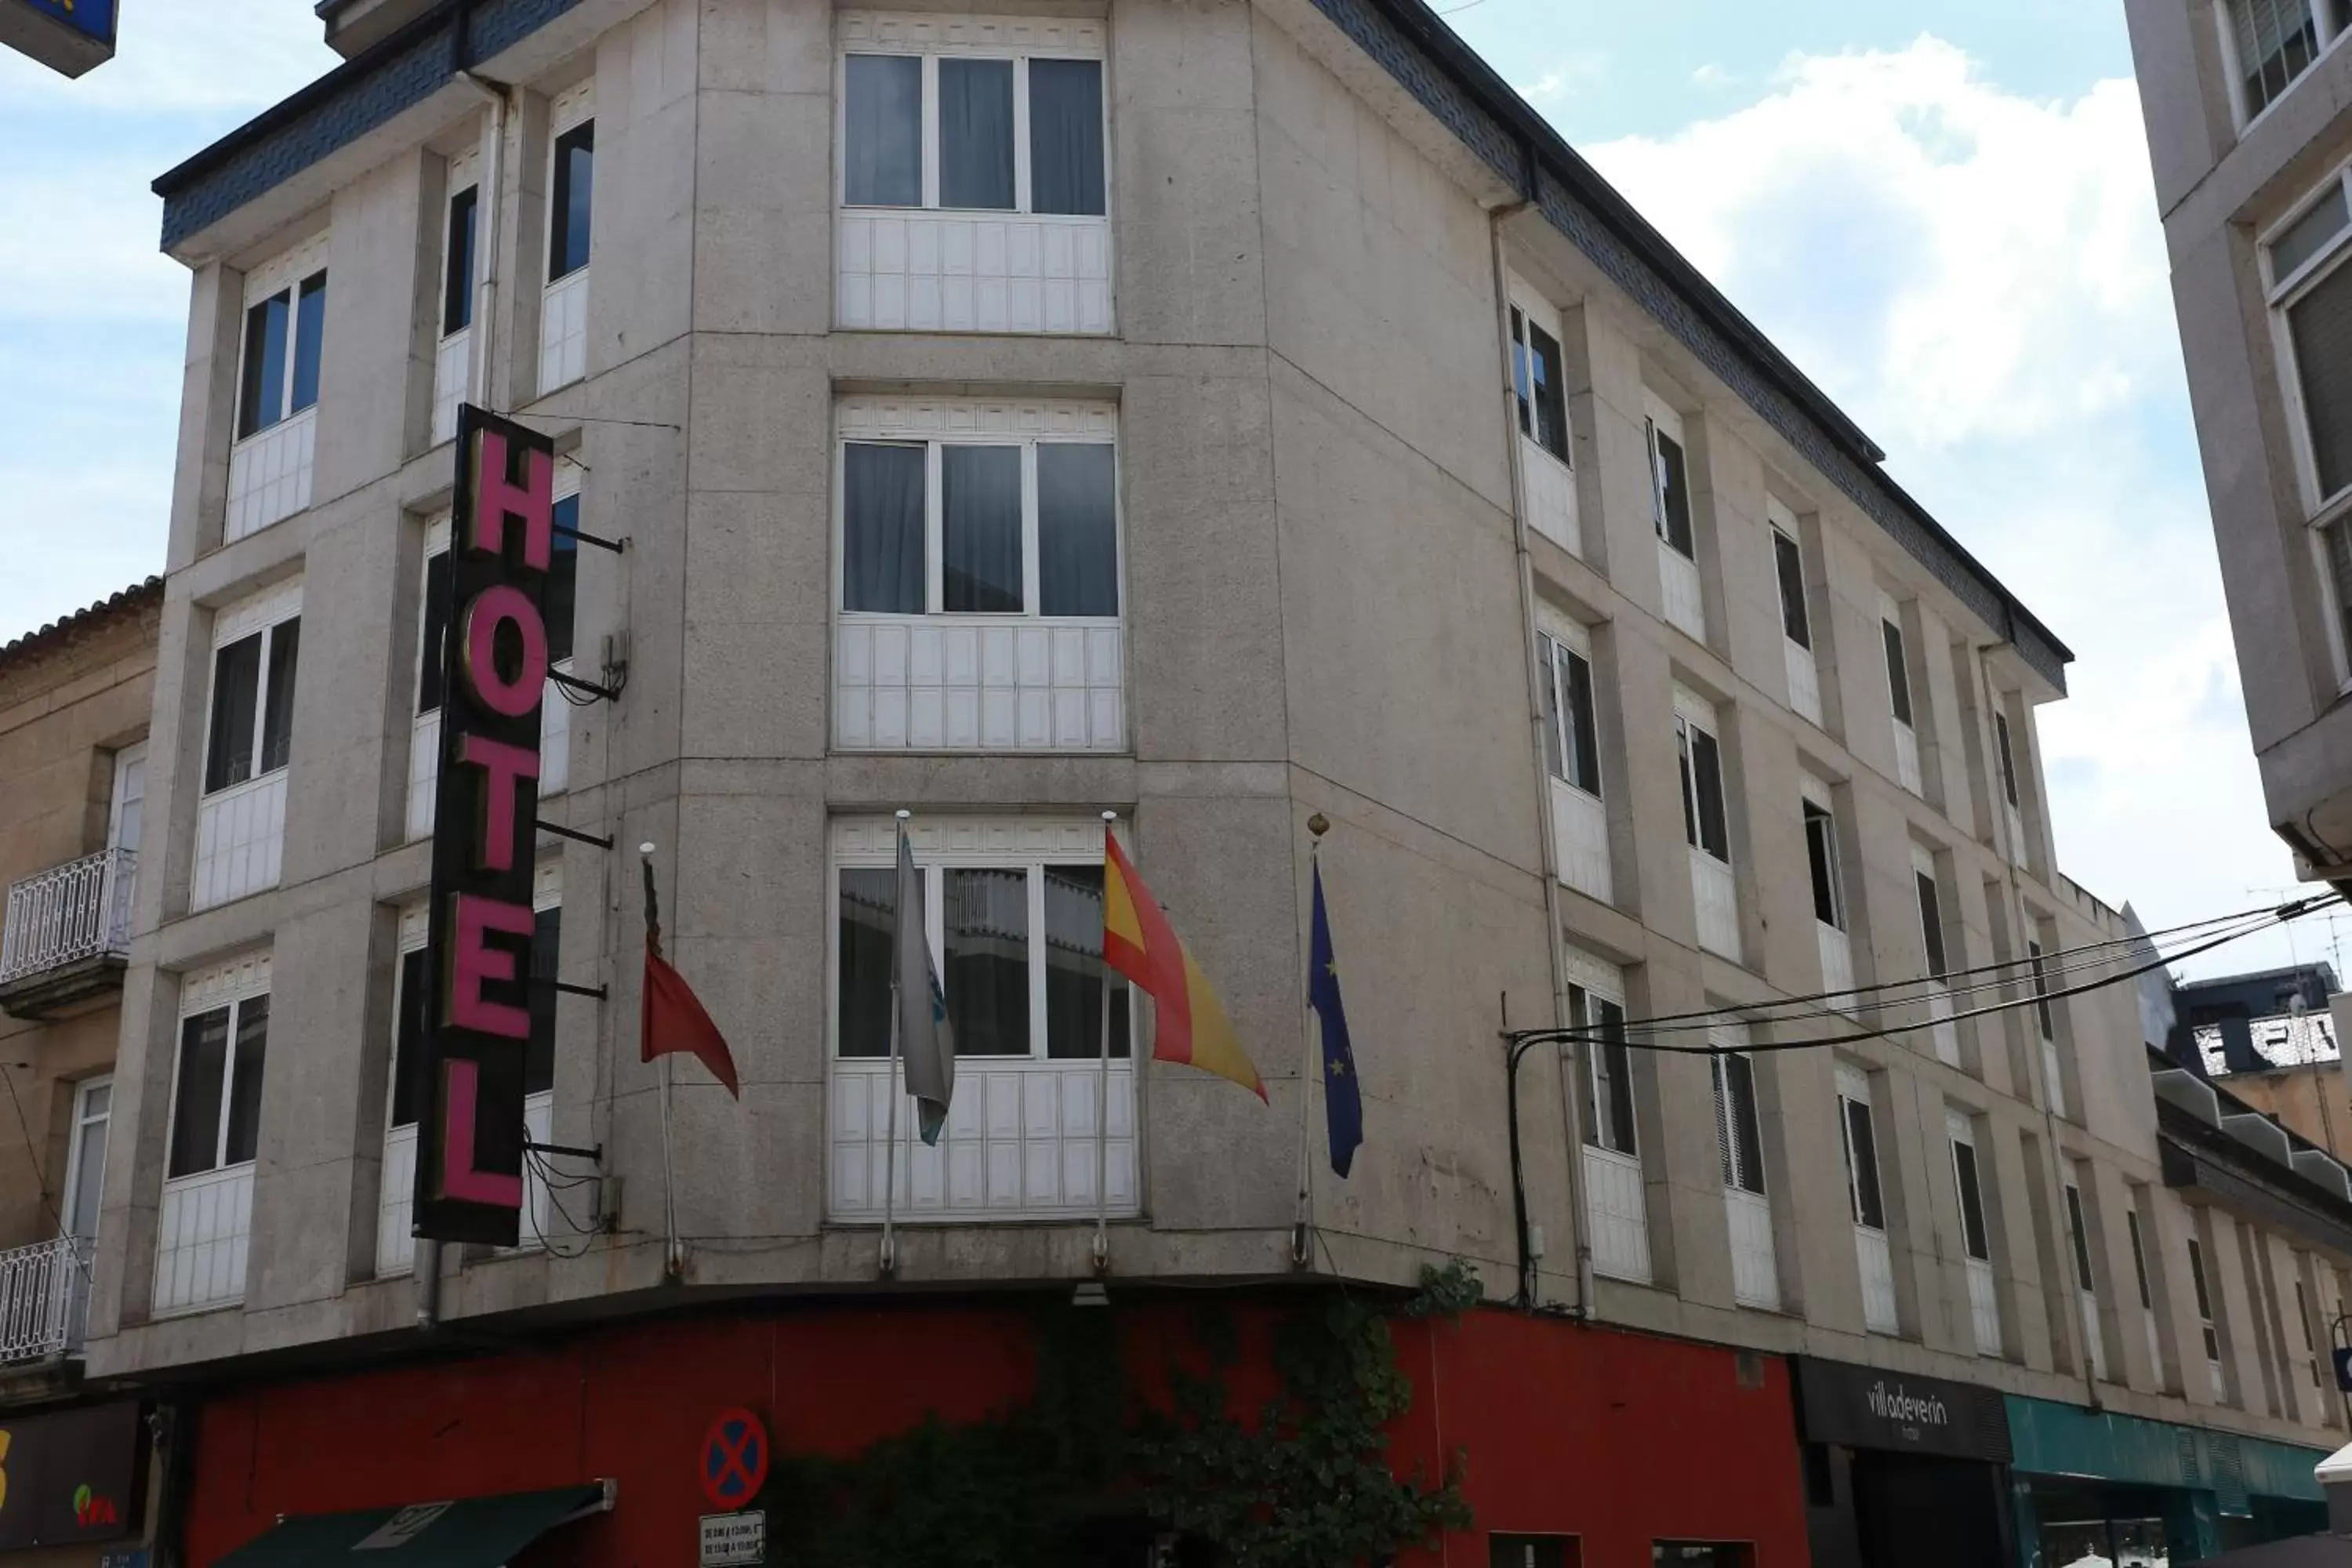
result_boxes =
[456,66,510,415]
[1489,156,1594,1319]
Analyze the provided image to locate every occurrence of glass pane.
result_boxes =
[1511,311,1533,437]
[2031,942,2056,1037]
[1995,713,2020,805]
[1726,1053,1765,1194]
[1805,804,1839,927]
[2129,1211,2154,1306]
[261,617,300,775]
[1846,1097,1884,1229]
[2277,180,2350,282]
[2067,1185,2095,1291]
[1882,619,1913,725]
[2190,1237,2214,1316]
[391,947,429,1129]
[938,58,1015,210]
[419,550,452,714]
[1916,871,1946,978]
[1037,443,1119,616]
[2041,1521,2114,1568]
[2237,0,2321,117]
[1654,429,1693,555]
[1029,58,1105,216]
[238,291,289,438]
[550,122,595,279]
[837,867,897,1058]
[1692,728,1729,861]
[1599,1000,1634,1154]
[1528,321,1568,460]
[1773,529,1810,647]
[445,185,478,335]
[67,1094,107,1239]
[1539,640,1566,782]
[845,55,922,207]
[290,271,326,413]
[224,995,269,1166]
[1563,648,1601,794]
[1955,1140,1990,1260]
[1044,865,1130,1058]
[2113,1518,2169,1568]
[205,633,263,793]
[942,445,1024,612]
[1676,723,1699,849]
[169,1008,230,1179]
[945,867,1030,1055]
[2290,260,2352,499]
[843,442,927,613]
[527,906,560,1095]
[1711,1058,1735,1189]
[547,495,580,665]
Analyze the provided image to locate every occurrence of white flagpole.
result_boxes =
[1094,811,1116,1274]
[882,808,910,1276]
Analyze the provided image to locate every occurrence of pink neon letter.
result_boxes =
[448,894,535,1038]
[459,734,540,873]
[470,430,554,569]
[459,584,548,719]
[437,1058,524,1208]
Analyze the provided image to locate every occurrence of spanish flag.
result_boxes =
[1103,835,1265,1100]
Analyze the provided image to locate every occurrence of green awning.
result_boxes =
[214,1483,610,1566]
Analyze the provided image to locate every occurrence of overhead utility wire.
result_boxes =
[1521,895,2342,1058]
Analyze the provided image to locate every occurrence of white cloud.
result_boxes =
[1692,62,1736,89]
[1513,52,1606,103]
[1580,37,2309,977]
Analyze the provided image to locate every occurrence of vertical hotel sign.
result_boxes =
[415,405,554,1247]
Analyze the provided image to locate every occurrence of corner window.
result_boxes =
[1675,713,1730,862]
[1772,527,1810,648]
[1711,1051,1765,1195]
[550,121,594,281]
[1539,632,1601,796]
[1512,307,1569,464]
[844,45,1105,217]
[169,991,267,1178]
[1803,800,1845,929]
[1571,982,1633,1156]
[1646,410,1694,557]
[840,412,1120,620]
[237,270,327,440]
[205,613,299,793]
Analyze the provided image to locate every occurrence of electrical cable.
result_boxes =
[1524,894,2341,1058]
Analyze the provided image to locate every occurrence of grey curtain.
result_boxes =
[943,445,1023,612]
[844,443,926,613]
[939,58,1014,209]
[837,868,897,1058]
[1036,443,1116,616]
[845,54,921,206]
[1028,59,1105,216]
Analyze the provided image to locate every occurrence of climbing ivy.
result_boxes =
[768,1263,1479,1568]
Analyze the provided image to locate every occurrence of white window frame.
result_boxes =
[165,953,272,1181]
[1537,626,1602,800]
[1508,289,1572,470]
[1770,519,1811,652]
[546,83,594,282]
[835,14,1109,219]
[1947,1111,1992,1265]
[202,581,303,797]
[1799,777,1846,932]
[63,1075,111,1243]
[1673,695,1730,866]
[1711,1047,1766,1199]
[231,234,328,445]
[835,397,1123,622]
[1911,844,1948,981]
[1570,975,1632,1158]
[2262,154,2352,688]
[1834,1063,1886,1235]
[2189,1230,2228,1397]
[2219,0,2347,131]
[107,742,146,859]
[439,143,483,344]
[1643,393,1695,561]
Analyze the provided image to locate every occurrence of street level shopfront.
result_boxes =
[1790,1356,2017,1568]
[2005,1395,2329,1566]
[0,1400,151,1568]
[178,1298,1811,1566]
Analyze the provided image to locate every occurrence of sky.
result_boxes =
[0,1,2338,984]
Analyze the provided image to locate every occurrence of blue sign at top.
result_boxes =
[15,0,114,44]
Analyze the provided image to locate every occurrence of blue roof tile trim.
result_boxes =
[154,0,579,251]
[1309,0,2073,690]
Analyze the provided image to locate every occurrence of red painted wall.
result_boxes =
[183,1302,1806,1568]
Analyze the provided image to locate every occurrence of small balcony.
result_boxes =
[0,848,135,1020]
[0,1236,91,1365]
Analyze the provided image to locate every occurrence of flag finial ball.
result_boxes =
[1306,812,1330,839]
[637,841,656,856]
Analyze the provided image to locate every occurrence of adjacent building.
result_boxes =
[0,580,162,1563]
[38,0,2352,1563]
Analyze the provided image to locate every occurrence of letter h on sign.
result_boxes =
[414,405,554,1246]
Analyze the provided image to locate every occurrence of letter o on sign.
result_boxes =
[459,584,550,718]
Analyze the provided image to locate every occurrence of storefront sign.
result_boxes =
[414,405,557,1247]
[699,1510,765,1566]
[0,0,118,77]
[0,1403,141,1548]
[1792,1357,2012,1462]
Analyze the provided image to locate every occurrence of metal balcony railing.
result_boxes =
[0,1235,90,1363]
[0,848,135,987]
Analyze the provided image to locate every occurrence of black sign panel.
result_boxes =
[414,405,556,1247]
[0,1402,142,1549]
[1792,1356,2013,1463]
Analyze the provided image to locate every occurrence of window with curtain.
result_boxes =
[841,49,1106,216]
[1571,983,1633,1156]
[840,430,1120,620]
[205,615,299,793]
[237,270,328,439]
[170,993,268,1178]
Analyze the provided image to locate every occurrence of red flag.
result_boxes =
[641,861,739,1097]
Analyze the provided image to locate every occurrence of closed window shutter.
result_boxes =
[1711,1057,1736,1189]
[2290,260,2352,499]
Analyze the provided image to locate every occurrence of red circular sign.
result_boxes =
[700,1407,769,1511]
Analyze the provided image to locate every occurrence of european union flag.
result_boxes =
[1309,862,1363,1178]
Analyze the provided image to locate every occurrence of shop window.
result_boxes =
[1653,1544,1751,1567]
[1490,1535,1578,1568]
